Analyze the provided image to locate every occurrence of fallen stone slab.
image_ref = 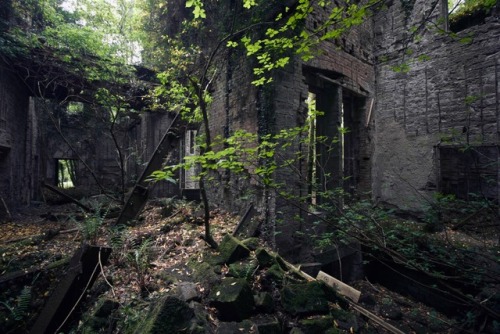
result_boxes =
[136,296,195,334]
[209,277,255,321]
[217,234,251,265]
[177,282,200,302]
[281,281,330,316]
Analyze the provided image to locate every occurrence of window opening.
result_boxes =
[66,101,84,114]
[307,84,365,204]
[306,92,318,204]
[438,145,499,203]
[56,159,77,188]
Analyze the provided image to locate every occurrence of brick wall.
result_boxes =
[205,3,377,256]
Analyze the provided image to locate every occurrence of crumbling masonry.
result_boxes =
[0,1,498,258]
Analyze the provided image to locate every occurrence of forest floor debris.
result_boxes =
[0,199,496,333]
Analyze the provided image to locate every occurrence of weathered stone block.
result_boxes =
[209,277,255,321]
[251,315,282,334]
[254,292,275,313]
[136,296,194,334]
[217,234,250,265]
[228,259,258,280]
[255,248,276,267]
[281,281,330,316]
[177,282,200,302]
[299,316,339,334]
[242,237,260,251]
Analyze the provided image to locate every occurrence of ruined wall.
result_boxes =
[205,2,376,257]
[0,68,40,208]
[372,0,500,210]
[270,4,375,257]
[126,111,180,198]
[205,49,263,212]
[40,101,180,198]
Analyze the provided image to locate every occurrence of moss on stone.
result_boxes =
[228,259,258,280]
[281,281,330,316]
[217,234,251,265]
[135,296,194,334]
[209,277,255,321]
[256,248,276,267]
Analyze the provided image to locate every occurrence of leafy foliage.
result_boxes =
[449,0,497,20]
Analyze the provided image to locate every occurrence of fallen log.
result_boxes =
[0,257,71,284]
[43,183,92,213]
[3,228,79,244]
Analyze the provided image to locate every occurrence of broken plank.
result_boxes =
[316,270,361,303]
[232,204,260,238]
[350,303,406,334]
[115,113,180,226]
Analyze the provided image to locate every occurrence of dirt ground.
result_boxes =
[0,200,493,333]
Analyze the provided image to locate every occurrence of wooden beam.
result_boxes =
[115,113,180,226]
[30,245,111,334]
[350,303,406,334]
[232,204,260,238]
[316,270,361,303]
[0,257,70,284]
[280,258,405,334]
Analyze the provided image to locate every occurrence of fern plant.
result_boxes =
[0,285,31,322]
[127,238,152,291]
[79,204,109,245]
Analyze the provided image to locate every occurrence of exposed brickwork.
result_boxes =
[205,4,377,256]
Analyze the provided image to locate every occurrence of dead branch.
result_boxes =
[3,228,79,245]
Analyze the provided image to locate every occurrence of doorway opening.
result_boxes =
[56,159,77,189]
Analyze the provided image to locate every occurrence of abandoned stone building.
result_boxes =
[1,0,499,258]
[201,0,500,256]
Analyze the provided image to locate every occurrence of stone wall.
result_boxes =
[372,0,500,210]
[0,68,39,208]
[40,101,180,199]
